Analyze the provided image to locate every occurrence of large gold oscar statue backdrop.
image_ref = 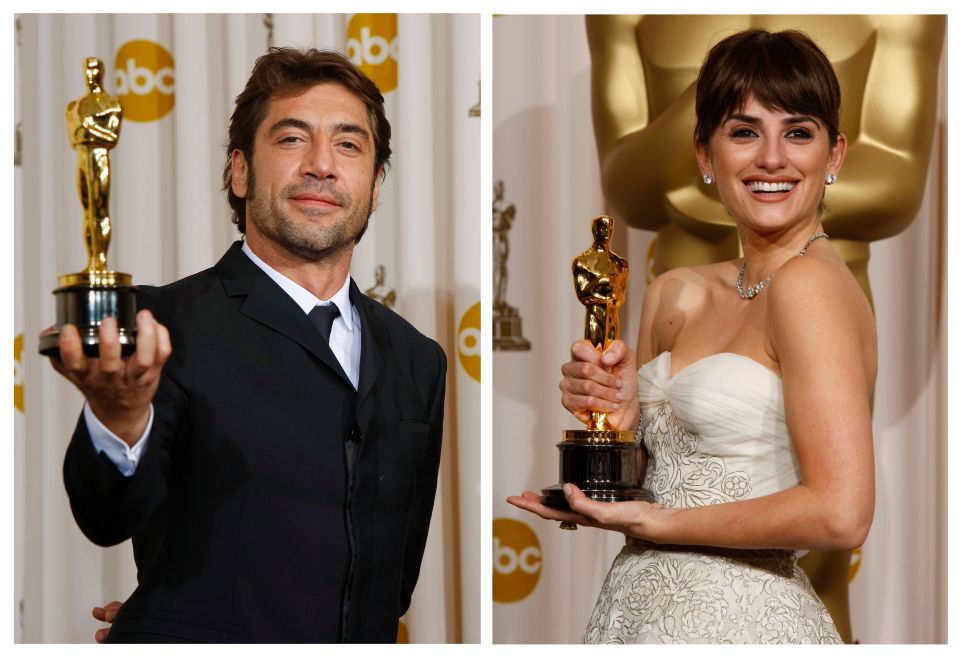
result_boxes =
[586,15,945,643]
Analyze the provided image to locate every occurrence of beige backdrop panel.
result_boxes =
[492,14,946,644]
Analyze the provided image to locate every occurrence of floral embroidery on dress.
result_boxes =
[585,544,842,644]
[641,403,753,508]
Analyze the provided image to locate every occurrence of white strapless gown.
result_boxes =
[583,351,842,644]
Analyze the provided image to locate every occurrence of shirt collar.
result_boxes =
[241,240,354,332]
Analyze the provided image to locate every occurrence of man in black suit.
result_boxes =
[48,48,446,643]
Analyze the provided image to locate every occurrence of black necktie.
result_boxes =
[308,303,340,343]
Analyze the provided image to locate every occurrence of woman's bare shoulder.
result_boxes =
[641,261,739,356]
[647,261,737,307]
[770,250,871,316]
[767,249,877,381]
[649,261,735,291]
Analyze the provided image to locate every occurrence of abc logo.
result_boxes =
[493,518,541,603]
[457,301,480,382]
[113,40,175,122]
[14,333,24,413]
[645,237,657,285]
[346,14,398,94]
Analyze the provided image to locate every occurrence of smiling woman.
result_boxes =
[693,30,846,255]
[696,98,846,272]
[509,29,876,644]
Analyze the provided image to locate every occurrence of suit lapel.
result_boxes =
[217,242,352,386]
[350,281,386,435]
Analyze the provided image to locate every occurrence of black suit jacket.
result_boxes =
[63,242,446,642]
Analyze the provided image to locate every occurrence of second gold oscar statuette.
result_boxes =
[541,216,653,517]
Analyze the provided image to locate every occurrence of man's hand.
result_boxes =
[559,339,640,430]
[46,310,171,447]
[91,600,122,643]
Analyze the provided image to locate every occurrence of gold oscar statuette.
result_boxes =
[38,57,137,358]
[492,181,530,350]
[364,265,396,309]
[541,216,653,510]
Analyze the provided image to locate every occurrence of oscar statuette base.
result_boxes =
[38,271,137,359]
[541,429,654,510]
[493,312,530,351]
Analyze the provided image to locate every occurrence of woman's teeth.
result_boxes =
[747,181,795,193]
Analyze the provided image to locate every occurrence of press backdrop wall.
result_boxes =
[491,15,946,644]
[14,13,480,643]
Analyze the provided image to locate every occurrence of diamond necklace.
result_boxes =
[736,232,829,299]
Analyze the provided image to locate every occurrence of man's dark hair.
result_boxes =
[695,30,841,147]
[222,47,392,234]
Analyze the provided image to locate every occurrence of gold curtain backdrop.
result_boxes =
[492,14,946,644]
[14,13,479,643]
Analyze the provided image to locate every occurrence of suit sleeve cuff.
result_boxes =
[83,402,154,477]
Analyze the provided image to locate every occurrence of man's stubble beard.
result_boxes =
[246,164,375,262]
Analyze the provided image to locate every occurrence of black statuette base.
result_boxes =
[541,441,653,509]
[38,284,137,358]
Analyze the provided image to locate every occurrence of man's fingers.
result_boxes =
[49,353,69,378]
[130,311,157,375]
[129,312,172,384]
[156,322,172,365]
[92,600,122,623]
[95,627,110,643]
[47,314,163,444]
[104,600,122,622]
[97,318,123,374]
[58,324,87,374]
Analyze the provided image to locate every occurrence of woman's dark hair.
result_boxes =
[223,47,392,234]
[694,30,841,146]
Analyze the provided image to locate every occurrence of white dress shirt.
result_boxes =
[85,241,362,476]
